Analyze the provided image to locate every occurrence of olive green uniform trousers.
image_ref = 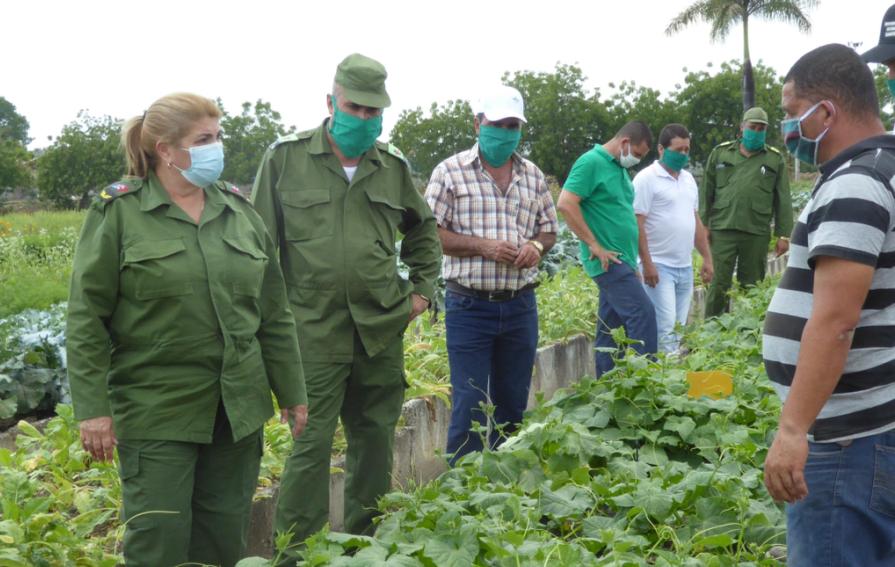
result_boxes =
[274,334,405,564]
[705,229,770,317]
[117,404,263,567]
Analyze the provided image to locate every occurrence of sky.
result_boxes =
[3,0,891,150]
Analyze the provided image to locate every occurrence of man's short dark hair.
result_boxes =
[658,124,690,148]
[784,43,880,119]
[616,120,653,147]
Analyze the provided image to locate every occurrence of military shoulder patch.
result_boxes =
[98,179,142,203]
[377,141,409,165]
[268,129,313,151]
[217,182,249,200]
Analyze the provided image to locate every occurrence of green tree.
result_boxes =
[673,60,784,164]
[605,81,679,167]
[220,99,294,185]
[873,65,895,128]
[504,63,612,182]
[0,97,30,145]
[389,99,476,181]
[666,0,817,111]
[0,97,32,194]
[37,112,124,209]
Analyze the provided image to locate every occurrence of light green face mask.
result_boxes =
[660,148,689,172]
[329,96,382,158]
[742,128,767,152]
[478,125,521,167]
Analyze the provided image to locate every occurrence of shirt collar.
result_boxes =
[461,142,523,170]
[650,160,676,179]
[140,171,172,212]
[818,134,895,181]
[593,144,622,169]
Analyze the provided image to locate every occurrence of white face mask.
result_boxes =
[618,141,641,168]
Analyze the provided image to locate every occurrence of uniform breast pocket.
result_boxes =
[280,190,334,241]
[366,189,406,236]
[221,237,268,298]
[121,239,193,300]
[715,164,735,188]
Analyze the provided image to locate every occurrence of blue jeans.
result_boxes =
[444,289,538,465]
[593,262,657,377]
[641,263,693,353]
[787,430,895,566]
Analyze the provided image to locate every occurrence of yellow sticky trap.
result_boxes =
[686,371,733,399]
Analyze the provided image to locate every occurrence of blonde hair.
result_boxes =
[121,93,222,178]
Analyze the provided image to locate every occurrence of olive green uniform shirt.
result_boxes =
[67,173,307,443]
[251,120,442,363]
[699,141,793,237]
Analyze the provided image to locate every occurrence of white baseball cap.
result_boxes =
[476,85,526,123]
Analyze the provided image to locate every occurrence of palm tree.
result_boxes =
[666,0,818,111]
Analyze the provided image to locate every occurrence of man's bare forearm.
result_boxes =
[779,317,852,436]
[532,232,557,254]
[557,198,599,249]
[437,227,487,257]
[636,215,653,267]
[694,215,711,262]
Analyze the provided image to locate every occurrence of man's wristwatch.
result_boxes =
[416,293,431,307]
[527,240,545,256]
[778,236,789,242]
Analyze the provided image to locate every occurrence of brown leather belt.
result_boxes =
[445,281,538,302]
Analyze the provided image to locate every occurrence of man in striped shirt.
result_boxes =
[425,86,559,464]
[762,44,895,566]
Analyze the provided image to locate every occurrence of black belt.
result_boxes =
[445,281,538,302]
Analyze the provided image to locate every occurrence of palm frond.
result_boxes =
[750,0,817,32]
[665,0,718,36]
[708,1,745,42]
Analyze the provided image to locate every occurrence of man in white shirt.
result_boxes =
[633,124,713,353]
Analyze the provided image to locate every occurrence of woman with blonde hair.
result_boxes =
[66,92,308,567]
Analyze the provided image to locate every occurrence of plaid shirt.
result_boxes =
[425,144,559,291]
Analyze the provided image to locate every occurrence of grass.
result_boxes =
[0,211,85,318]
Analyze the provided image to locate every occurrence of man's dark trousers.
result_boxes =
[444,289,538,465]
[594,262,658,376]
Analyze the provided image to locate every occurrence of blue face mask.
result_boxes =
[780,102,830,166]
[174,142,225,187]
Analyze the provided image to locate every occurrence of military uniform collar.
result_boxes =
[140,171,172,211]
[139,171,235,216]
[735,140,767,156]
[309,118,387,166]
[819,134,895,181]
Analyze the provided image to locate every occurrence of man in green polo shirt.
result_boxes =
[557,121,657,376]
[700,107,793,317]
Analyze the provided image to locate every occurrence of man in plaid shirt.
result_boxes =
[425,86,559,464]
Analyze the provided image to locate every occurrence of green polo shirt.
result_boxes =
[563,144,639,277]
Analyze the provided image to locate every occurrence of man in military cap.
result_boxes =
[700,107,793,317]
[251,53,442,557]
[862,3,895,132]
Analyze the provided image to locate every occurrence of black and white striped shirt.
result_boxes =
[763,136,895,442]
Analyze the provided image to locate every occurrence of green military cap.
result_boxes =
[742,107,769,125]
[334,53,391,109]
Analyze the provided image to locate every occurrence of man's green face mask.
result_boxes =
[478,124,521,167]
[329,95,382,158]
[742,128,767,152]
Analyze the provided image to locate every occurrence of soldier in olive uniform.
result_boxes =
[251,54,441,556]
[700,107,794,317]
[67,93,308,567]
